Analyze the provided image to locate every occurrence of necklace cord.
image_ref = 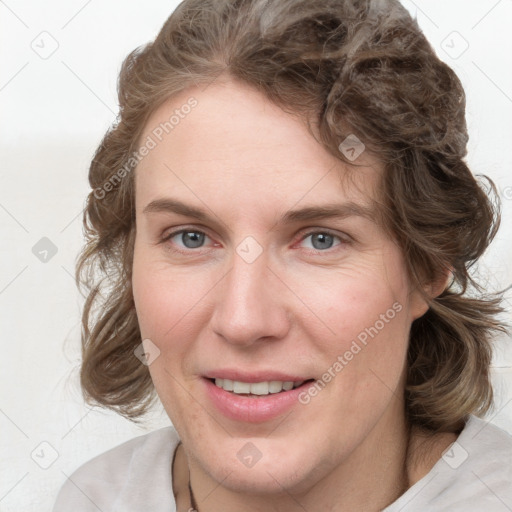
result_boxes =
[188,468,199,511]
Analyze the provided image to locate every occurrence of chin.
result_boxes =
[212,462,314,496]
[194,436,327,496]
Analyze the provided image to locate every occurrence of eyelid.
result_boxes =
[161,225,214,241]
[294,228,351,250]
[160,225,352,252]
[160,226,347,241]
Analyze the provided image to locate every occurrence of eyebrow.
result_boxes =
[142,198,376,225]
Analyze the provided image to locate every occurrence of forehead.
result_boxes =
[135,78,383,217]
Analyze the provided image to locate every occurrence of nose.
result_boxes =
[210,251,290,347]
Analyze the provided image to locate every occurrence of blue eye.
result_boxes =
[300,231,342,251]
[161,228,346,255]
[166,230,208,249]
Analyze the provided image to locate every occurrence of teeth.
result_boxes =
[223,379,234,391]
[214,378,305,395]
[233,381,251,394]
[282,381,294,391]
[250,381,270,395]
[269,380,283,393]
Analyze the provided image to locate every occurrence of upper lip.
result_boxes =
[204,369,312,383]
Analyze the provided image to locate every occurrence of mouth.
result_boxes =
[203,376,316,422]
[202,370,317,422]
[209,378,313,397]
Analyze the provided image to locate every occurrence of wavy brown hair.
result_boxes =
[76,0,507,431]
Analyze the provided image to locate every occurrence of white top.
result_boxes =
[53,415,512,512]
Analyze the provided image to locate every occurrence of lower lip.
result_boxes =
[204,378,312,423]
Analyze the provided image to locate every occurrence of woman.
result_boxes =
[53,0,512,510]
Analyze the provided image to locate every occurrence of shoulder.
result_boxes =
[386,415,512,512]
[52,426,180,512]
[454,415,512,498]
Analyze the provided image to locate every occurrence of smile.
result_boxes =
[204,375,315,422]
[213,378,306,396]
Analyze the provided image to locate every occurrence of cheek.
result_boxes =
[300,264,410,347]
[132,250,205,338]
[296,263,412,411]
[131,257,210,425]
[131,252,221,389]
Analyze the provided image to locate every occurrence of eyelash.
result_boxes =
[159,226,350,255]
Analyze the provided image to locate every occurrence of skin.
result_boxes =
[131,76,456,511]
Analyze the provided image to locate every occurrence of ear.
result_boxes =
[425,268,453,299]
[410,268,452,321]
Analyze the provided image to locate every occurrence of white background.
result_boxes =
[1,1,511,511]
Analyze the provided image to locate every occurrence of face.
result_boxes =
[131,78,428,495]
